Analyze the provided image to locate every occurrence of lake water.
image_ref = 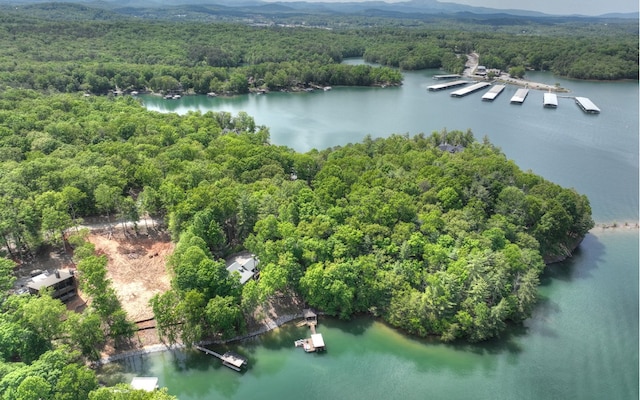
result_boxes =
[133,65,639,399]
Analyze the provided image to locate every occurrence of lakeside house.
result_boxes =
[27,269,77,303]
[226,254,259,284]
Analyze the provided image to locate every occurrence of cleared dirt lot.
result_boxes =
[88,229,173,322]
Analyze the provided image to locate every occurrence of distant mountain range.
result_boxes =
[0,0,636,20]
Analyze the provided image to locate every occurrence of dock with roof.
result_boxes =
[575,96,600,114]
[450,81,491,97]
[510,88,529,104]
[294,309,326,353]
[427,80,468,91]
[481,84,505,101]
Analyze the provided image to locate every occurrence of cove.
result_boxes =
[133,66,639,399]
[115,230,638,400]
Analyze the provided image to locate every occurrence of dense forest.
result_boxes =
[0,5,611,397]
[0,10,636,98]
[0,86,593,396]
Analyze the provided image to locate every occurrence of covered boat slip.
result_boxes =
[481,84,506,101]
[432,74,461,80]
[510,88,529,104]
[427,80,468,91]
[575,96,601,113]
[543,92,558,108]
[450,81,491,97]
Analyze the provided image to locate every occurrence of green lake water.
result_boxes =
[133,65,639,399]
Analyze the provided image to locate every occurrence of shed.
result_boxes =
[304,309,318,323]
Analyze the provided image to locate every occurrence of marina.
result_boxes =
[481,84,506,101]
[575,96,601,114]
[427,80,468,91]
[450,81,491,97]
[194,346,248,372]
[543,92,558,108]
[510,88,529,104]
[134,69,638,400]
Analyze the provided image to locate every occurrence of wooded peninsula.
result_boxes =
[0,4,627,399]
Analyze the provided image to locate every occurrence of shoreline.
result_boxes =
[99,221,638,365]
[99,313,305,365]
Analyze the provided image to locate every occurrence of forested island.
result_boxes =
[0,3,626,398]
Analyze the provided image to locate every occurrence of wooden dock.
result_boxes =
[195,345,248,372]
[293,309,326,353]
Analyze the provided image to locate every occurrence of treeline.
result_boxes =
[0,16,636,97]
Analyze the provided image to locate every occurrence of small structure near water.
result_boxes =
[195,345,248,372]
[131,377,159,392]
[294,309,326,353]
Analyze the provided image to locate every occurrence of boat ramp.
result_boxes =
[427,80,468,91]
[451,81,491,97]
[481,84,505,101]
[194,345,248,372]
[543,92,558,108]
[575,97,600,114]
[510,88,529,104]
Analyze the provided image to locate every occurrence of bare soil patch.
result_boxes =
[88,230,173,322]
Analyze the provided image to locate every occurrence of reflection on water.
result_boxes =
[133,67,639,399]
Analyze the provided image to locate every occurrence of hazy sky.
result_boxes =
[266,0,639,16]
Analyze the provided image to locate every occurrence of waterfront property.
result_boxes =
[226,253,259,284]
[450,81,491,97]
[510,88,530,104]
[195,346,248,372]
[27,269,77,303]
[575,96,601,114]
[427,80,468,91]
[481,84,506,101]
[543,92,558,108]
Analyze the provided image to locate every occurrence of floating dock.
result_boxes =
[510,88,529,104]
[543,92,558,108]
[427,80,468,91]
[575,97,600,114]
[481,84,506,101]
[294,309,326,353]
[450,81,491,97]
[433,74,461,80]
[195,346,248,372]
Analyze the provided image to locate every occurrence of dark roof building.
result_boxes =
[27,270,77,303]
